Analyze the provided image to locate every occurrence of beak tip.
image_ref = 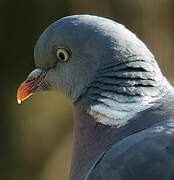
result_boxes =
[16,68,47,105]
[16,82,33,104]
[17,99,22,104]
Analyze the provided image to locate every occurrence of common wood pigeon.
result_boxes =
[17,15,174,180]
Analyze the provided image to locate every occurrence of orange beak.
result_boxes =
[17,69,48,104]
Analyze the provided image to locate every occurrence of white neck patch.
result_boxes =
[87,95,161,127]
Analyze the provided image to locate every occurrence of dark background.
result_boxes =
[1,0,174,179]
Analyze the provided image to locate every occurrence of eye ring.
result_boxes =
[56,48,70,62]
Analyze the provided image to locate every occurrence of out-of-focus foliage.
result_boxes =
[0,0,174,180]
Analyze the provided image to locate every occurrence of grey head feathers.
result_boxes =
[34,15,174,126]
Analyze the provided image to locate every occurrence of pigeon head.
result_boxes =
[33,15,117,102]
[17,15,173,126]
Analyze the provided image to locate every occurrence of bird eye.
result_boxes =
[56,48,70,62]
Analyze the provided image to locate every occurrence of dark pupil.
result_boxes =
[59,52,65,60]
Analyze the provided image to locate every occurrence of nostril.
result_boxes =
[34,63,55,71]
[51,62,57,69]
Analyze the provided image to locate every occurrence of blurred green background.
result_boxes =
[1,0,174,179]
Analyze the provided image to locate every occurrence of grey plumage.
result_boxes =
[88,121,174,180]
[24,15,174,179]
